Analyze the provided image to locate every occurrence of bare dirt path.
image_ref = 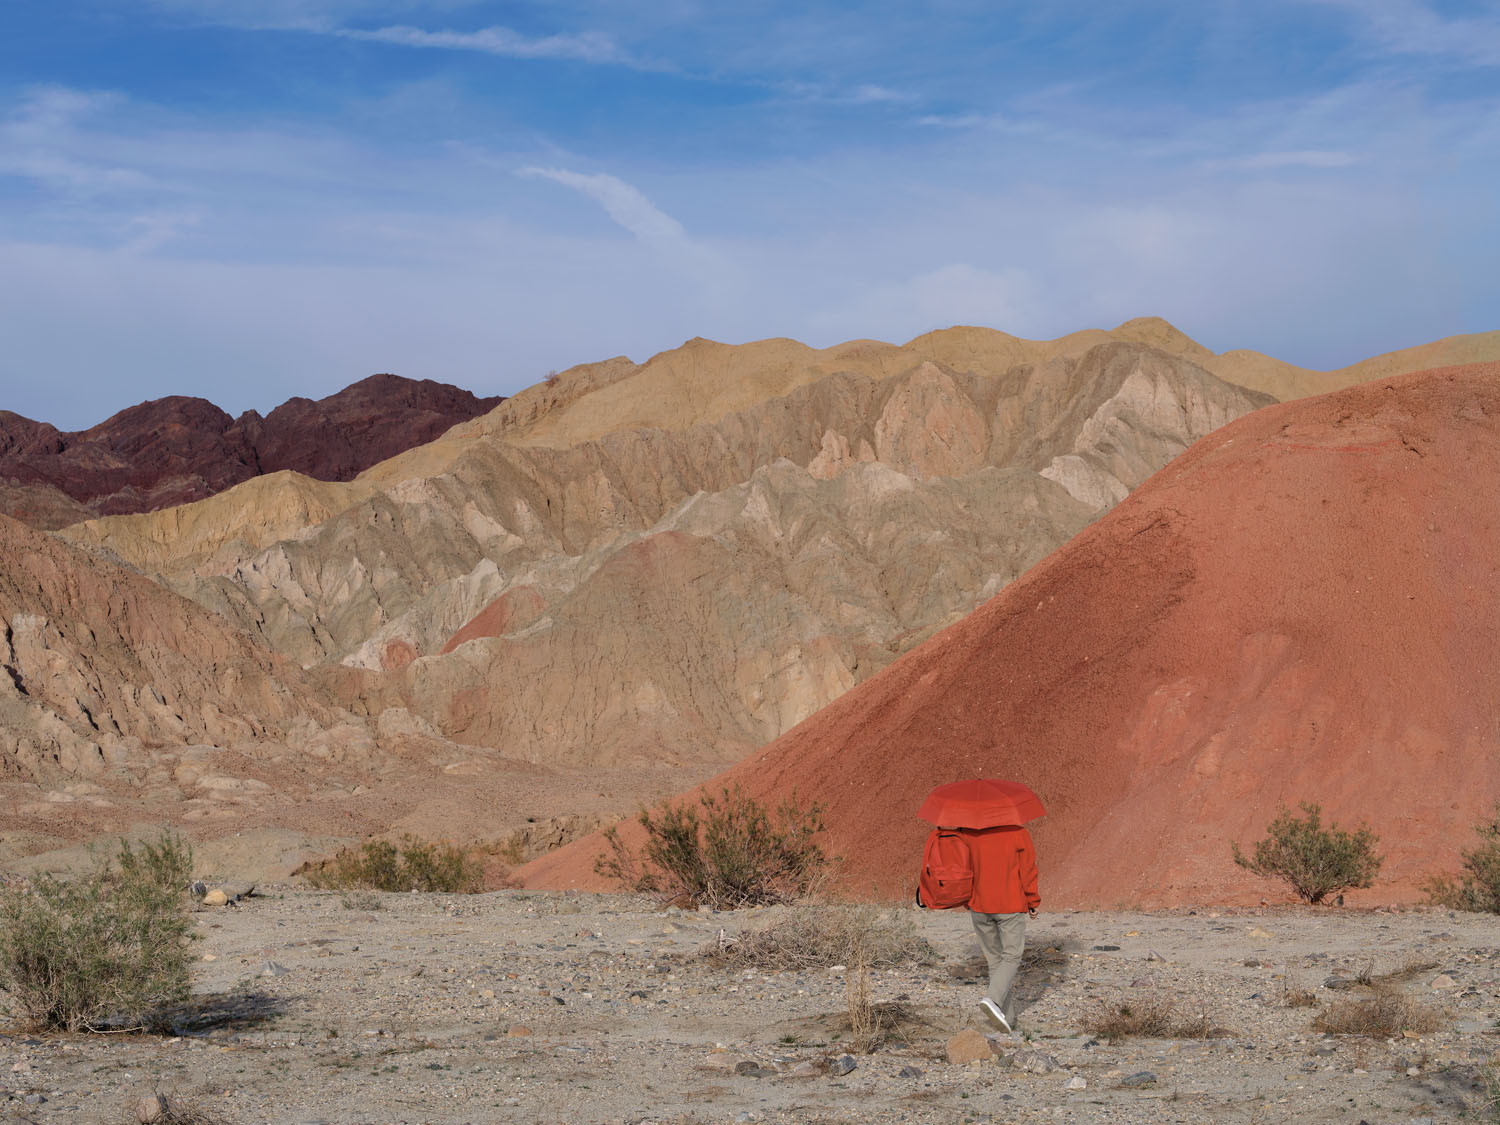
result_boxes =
[2,891,1496,1124]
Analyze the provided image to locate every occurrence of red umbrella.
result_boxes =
[917,778,1045,829]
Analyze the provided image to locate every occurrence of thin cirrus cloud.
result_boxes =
[517,167,689,244]
[1305,0,1500,67]
[334,24,636,66]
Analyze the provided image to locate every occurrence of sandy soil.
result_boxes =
[2,890,1496,1124]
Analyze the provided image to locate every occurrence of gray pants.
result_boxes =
[970,910,1027,1024]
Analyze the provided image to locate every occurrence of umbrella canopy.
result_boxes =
[917,778,1045,829]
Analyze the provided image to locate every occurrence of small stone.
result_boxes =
[479,989,495,999]
[1247,926,1274,939]
[201,889,229,907]
[1406,1066,1420,1076]
[1119,1071,1157,1089]
[1091,944,1120,952]
[136,1093,168,1123]
[505,1025,533,1038]
[260,961,290,978]
[898,1065,923,1079]
[734,1060,777,1078]
[789,1061,823,1078]
[22,1096,45,1106]
[830,1054,856,1076]
[945,1028,996,1065]
[1011,1049,1061,1075]
[1429,974,1456,990]
[201,953,217,962]
[1145,949,1167,962]
[1064,1075,1086,1090]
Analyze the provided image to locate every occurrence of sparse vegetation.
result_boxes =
[0,832,197,1032]
[1081,993,1229,1041]
[1424,803,1500,913]
[1313,986,1445,1038]
[1231,802,1383,904]
[303,835,482,894]
[595,784,828,909]
[1280,969,1318,1008]
[704,903,934,971]
[127,1091,227,1124]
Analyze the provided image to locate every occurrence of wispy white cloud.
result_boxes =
[1203,148,1358,172]
[1306,0,1500,67]
[336,24,632,65]
[0,86,160,196]
[518,167,688,243]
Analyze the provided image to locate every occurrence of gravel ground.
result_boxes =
[2,890,1497,1124]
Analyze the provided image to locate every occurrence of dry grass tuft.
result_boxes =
[1313,986,1446,1038]
[704,903,934,972]
[1082,993,1231,1042]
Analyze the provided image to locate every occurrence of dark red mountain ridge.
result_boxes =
[0,374,502,528]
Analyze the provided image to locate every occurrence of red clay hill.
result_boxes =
[521,362,1500,907]
[0,374,502,528]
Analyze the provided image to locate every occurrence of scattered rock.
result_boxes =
[945,1029,996,1065]
[734,1060,777,1078]
[1119,1071,1158,1089]
[1429,974,1456,990]
[1064,1074,1087,1090]
[898,1066,924,1079]
[1091,945,1121,952]
[1010,1049,1061,1075]
[202,889,229,907]
[261,961,291,978]
[506,1025,534,1038]
[830,1055,857,1076]
[135,1093,168,1123]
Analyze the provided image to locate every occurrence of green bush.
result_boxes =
[0,832,197,1032]
[1425,803,1500,913]
[1231,803,1382,904]
[304,835,482,894]
[595,784,827,909]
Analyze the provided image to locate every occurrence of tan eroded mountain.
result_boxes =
[63,342,1271,770]
[63,320,1500,578]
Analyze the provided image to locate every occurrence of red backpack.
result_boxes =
[917,828,973,909]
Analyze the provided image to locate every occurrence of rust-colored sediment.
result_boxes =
[521,362,1500,907]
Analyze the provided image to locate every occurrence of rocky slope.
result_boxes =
[64,341,1272,770]
[0,513,329,784]
[522,361,1500,905]
[0,374,502,528]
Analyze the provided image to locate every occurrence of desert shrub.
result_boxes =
[1424,804,1500,914]
[1082,993,1229,1041]
[1313,986,1445,1037]
[304,835,481,894]
[0,832,197,1032]
[706,903,934,971]
[595,784,827,909]
[1231,802,1382,904]
[128,1090,227,1124]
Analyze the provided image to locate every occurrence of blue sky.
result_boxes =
[2,1,1497,429]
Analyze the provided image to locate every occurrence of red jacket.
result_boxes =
[960,824,1040,914]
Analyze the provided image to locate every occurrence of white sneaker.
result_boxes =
[978,998,1011,1032]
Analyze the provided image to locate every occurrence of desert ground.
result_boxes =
[2,887,1496,1125]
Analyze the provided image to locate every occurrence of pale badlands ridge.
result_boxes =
[4,318,1500,905]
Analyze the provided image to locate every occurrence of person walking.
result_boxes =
[961,822,1040,1032]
